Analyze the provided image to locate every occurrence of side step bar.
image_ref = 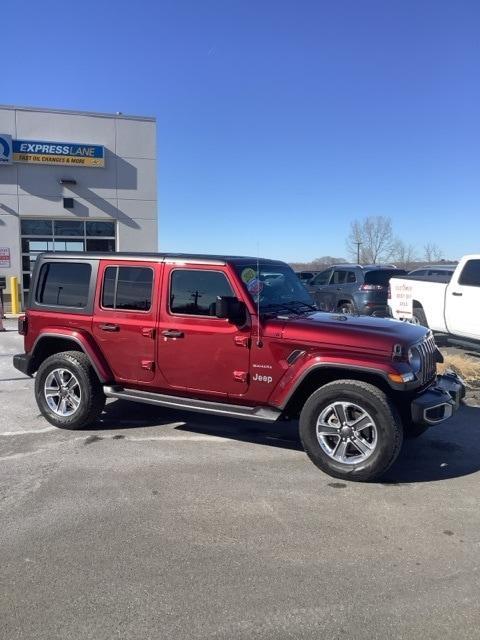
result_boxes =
[103,385,282,423]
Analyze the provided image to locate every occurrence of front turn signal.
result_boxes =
[388,372,415,384]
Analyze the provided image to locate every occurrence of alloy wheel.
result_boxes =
[316,401,378,464]
[44,368,82,417]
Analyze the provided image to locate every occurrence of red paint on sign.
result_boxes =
[0,248,10,268]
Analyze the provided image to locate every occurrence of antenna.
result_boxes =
[256,245,263,347]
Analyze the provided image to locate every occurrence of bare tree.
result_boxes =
[346,216,395,264]
[424,242,444,262]
[391,239,417,270]
[289,256,347,271]
[311,256,347,268]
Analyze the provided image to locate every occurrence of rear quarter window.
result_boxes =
[36,262,91,308]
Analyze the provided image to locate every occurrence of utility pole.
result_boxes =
[355,242,362,264]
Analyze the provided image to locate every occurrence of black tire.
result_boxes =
[338,302,355,315]
[412,305,428,327]
[35,351,105,430]
[299,380,403,482]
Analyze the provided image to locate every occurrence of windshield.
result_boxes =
[235,263,315,313]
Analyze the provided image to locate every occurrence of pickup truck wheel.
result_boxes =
[412,306,429,327]
[299,380,403,482]
[35,351,105,430]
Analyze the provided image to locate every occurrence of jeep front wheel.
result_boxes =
[35,351,105,430]
[299,380,403,482]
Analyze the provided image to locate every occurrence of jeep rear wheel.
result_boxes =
[299,380,403,482]
[35,351,105,430]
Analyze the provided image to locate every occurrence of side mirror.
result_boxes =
[215,296,246,324]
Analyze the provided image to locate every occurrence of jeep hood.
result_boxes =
[269,312,428,354]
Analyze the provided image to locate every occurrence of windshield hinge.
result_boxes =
[234,335,250,348]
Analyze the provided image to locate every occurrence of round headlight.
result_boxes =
[408,346,422,373]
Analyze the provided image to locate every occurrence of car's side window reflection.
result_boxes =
[169,270,234,316]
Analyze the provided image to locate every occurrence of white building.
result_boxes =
[0,104,157,309]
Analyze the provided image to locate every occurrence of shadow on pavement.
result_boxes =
[382,404,480,484]
[95,398,302,451]
[94,399,480,484]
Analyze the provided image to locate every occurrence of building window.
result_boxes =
[20,218,116,301]
[86,221,115,237]
[20,219,53,236]
[54,220,84,236]
[86,238,116,252]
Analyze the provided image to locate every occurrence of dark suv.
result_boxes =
[307,264,407,316]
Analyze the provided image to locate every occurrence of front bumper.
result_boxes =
[13,352,33,376]
[411,372,465,425]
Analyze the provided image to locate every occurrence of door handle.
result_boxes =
[452,292,463,297]
[99,323,120,332]
[162,329,184,338]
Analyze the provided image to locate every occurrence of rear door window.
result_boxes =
[36,262,91,308]
[311,269,332,286]
[459,260,480,287]
[102,266,153,311]
[364,269,407,286]
[331,270,347,285]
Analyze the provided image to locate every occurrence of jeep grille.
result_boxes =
[417,334,437,385]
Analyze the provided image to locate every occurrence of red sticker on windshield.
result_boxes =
[247,278,264,295]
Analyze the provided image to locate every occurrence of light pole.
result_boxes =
[355,242,362,264]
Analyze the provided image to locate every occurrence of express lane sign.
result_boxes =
[12,139,105,167]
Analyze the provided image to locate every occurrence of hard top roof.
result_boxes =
[38,252,286,266]
[409,264,457,270]
[326,263,399,270]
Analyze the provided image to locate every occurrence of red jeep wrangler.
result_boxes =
[14,252,464,481]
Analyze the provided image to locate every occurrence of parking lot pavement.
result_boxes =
[1,319,480,640]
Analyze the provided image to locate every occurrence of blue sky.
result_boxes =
[2,0,479,261]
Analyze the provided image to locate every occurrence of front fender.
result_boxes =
[269,351,403,410]
[32,328,113,383]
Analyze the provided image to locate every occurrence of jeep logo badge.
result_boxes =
[252,373,273,384]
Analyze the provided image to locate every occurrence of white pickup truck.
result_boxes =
[388,255,480,345]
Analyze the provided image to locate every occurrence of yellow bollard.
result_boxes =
[9,276,19,315]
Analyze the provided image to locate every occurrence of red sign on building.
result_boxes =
[0,247,11,268]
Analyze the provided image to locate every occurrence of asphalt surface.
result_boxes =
[1,319,480,640]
